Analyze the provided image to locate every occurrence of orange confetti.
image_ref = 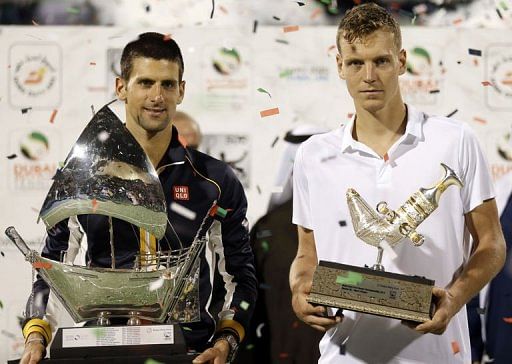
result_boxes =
[452,18,463,25]
[310,8,322,20]
[347,113,354,118]
[33,261,52,269]
[503,317,512,324]
[32,19,39,26]
[278,353,289,359]
[219,5,228,13]
[163,34,172,41]
[292,321,299,329]
[283,25,299,33]
[451,341,460,354]
[89,61,96,66]
[91,198,98,212]
[473,58,479,67]
[260,107,280,118]
[49,109,58,123]
[473,117,487,124]
[481,81,493,86]
[383,153,389,162]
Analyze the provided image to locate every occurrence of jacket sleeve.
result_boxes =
[215,167,258,339]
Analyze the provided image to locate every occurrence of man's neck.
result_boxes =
[353,102,407,158]
[126,123,173,168]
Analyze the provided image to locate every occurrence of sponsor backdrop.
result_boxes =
[0,26,511,360]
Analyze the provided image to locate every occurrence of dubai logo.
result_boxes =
[13,54,57,97]
[406,47,432,76]
[490,55,512,98]
[212,47,241,76]
[20,131,50,161]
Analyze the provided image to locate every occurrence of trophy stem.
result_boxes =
[109,216,116,269]
[372,246,385,271]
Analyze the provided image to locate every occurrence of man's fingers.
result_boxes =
[192,348,216,363]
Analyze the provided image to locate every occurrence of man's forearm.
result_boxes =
[289,254,317,294]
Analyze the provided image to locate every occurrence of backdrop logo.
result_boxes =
[20,131,50,161]
[485,44,512,110]
[279,66,329,82]
[400,45,442,105]
[9,129,60,191]
[212,48,241,76]
[9,43,62,109]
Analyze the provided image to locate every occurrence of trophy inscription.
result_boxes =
[307,163,463,322]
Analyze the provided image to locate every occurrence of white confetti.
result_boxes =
[97,131,110,142]
[170,202,196,220]
[256,323,265,338]
[149,277,164,291]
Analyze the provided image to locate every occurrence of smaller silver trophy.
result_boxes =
[5,105,207,362]
[307,163,463,322]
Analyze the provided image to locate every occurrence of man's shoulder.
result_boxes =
[299,128,341,153]
[187,148,239,183]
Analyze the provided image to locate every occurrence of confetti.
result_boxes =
[261,241,269,252]
[21,107,32,114]
[49,109,58,123]
[310,8,322,20]
[170,202,197,220]
[253,20,258,33]
[260,107,280,118]
[279,353,289,359]
[256,323,265,338]
[473,117,487,124]
[182,326,192,331]
[163,34,172,42]
[338,220,347,227]
[144,359,164,364]
[219,5,228,13]
[240,301,250,310]
[497,8,504,19]
[210,0,215,18]
[296,1,306,6]
[327,44,337,56]
[97,131,110,142]
[256,185,262,194]
[271,136,279,148]
[292,321,299,329]
[32,19,39,26]
[91,104,96,115]
[257,87,272,98]
[451,341,460,354]
[66,7,80,15]
[1,251,4,257]
[7,154,17,159]
[149,277,164,291]
[89,61,96,66]
[275,39,289,45]
[283,25,299,33]
[500,0,509,10]
[91,198,99,212]
[279,69,293,78]
[446,109,458,118]
[429,89,440,94]
[273,16,281,21]
[246,344,255,350]
[503,317,512,324]
[383,153,389,162]
[481,81,493,86]
[145,4,151,12]
[452,18,463,25]
[468,48,482,56]
[0,301,3,309]
[32,261,52,269]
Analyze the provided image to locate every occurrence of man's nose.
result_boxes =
[149,84,164,101]
[364,63,376,83]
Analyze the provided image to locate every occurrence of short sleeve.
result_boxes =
[292,144,313,229]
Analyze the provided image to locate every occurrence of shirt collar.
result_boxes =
[157,125,188,169]
[340,104,424,153]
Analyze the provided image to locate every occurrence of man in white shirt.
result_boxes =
[289,3,506,363]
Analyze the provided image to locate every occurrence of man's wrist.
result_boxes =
[213,331,239,363]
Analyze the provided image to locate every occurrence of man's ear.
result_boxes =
[115,77,127,101]
[177,80,186,105]
[398,49,407,76]
[336,53,346,80]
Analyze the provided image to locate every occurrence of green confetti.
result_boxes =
[336,272,363,286]
[144,359,164,364]
[261,240,269,252]
[66,7,81,14]
[275,39,289,45]
[279,69,293,78]
[216,206,227,218]
[257,87,272,98]
[500,1,509,10]
[246,344,255,350]
[0,300,3,309]
[240,300,250,310]
[182,326,193,331]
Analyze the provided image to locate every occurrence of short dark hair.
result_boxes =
[336,3,402,53]
[120,32,185,81]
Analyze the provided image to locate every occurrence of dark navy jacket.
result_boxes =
[27,126,257,351]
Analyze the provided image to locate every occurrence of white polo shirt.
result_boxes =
[292,105,494,364]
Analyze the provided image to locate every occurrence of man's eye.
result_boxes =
[139,80,152,87]
[162,81,176,89]
[348,61,363,66]
[376,58,389,65]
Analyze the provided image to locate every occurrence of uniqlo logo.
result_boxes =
[173,185,189,200]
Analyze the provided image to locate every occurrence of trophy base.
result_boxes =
[307,261,435,323]
[41,324,191,362]
[8,354,198,364]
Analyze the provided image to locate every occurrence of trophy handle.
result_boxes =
[419,163,463,208]
[5,226,32,258]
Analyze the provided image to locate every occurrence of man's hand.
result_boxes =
[292,280,342,332]
[411,287,460,335]
[20,332,45,364]
[192,338,230,364]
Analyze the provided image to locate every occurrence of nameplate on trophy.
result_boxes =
[307,261,435,323]
[61,324,175,348]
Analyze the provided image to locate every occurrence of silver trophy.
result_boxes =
[308,163,463,322]
[5,105,207,361]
